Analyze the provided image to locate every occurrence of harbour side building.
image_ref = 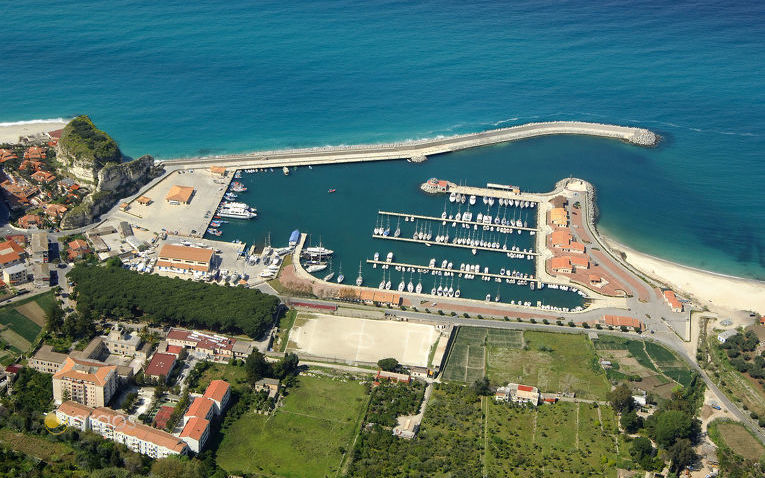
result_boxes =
[156,244,214,276]
[53,357,118,407]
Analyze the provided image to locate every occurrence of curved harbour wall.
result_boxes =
[159,121,656,168]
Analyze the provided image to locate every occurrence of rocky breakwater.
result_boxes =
[57,116,163,229]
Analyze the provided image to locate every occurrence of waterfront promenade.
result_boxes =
[158,121,657,168]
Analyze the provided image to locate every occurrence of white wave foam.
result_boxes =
[0,117,70,127]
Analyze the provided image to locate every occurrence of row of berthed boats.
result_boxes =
[448,192,536,209]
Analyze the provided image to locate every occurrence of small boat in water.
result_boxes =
[207,228,222,236]
[356,261,363,286]
[328,188,336,193]
[283,166,290,175]
[336,262,344,283]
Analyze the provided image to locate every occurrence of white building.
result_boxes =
[717,329,739,344]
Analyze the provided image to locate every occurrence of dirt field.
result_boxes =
[288,313,439,367]
[717,422,765,460]
[15,302,47,327]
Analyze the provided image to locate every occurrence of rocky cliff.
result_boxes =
[56,116,122,184]
[60,155,163,229]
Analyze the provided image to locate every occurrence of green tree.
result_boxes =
[648,409,698,448]
[667,438,696,473]
[377,358,401,373]
[272,352,300,379]
[608,383,634,413]
[150,455,205,478]
[472,376,491,396]
[620,409,643,433]
[245,350,271,385]
[629,436,660,470]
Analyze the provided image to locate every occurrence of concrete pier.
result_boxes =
[371,233,538,256]
[157,121,657,169]
[378,210,537,233]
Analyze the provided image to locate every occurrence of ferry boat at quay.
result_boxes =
[217,202,258,219]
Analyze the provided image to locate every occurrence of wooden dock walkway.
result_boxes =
[370,233,539,256]
[378,210,537,232]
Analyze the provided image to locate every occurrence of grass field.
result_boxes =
[0,291,54,351]
[194,362,249,393]
[442,328,610,400]
[217,374,368,477]
[487,401,629,477]
[716,421,765,461]
[0,428,74,463]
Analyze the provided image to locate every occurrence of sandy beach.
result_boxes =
[606,238,765,317]
[0,119,68,144]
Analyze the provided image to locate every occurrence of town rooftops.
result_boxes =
[180,416,210,441]
[18,214,41,228]
[604,315,645,330]
[568,255,589,268]
[185,397,214,419]
[136,196,152,205]
[92,407,188,452]
[145,353,176,378]
[0,251,22,266]
[203,380,230,403]
[69,239,89,250]
[550,229,572,247]
[165,185,194,203]
[158,244,213,264]
[57,400,93,418]
[550,256,571,270]
[663,289,683,311]
[0,240,25,256]
[517,384,535,392]
[53,357,116,386]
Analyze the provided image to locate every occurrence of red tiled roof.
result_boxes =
[518,384,534,392]
[165,345,183,355]
[145,353,176,378]
[550,256,570,270]
[153,406,175,430]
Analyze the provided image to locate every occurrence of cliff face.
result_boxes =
[60,155,163,229]
[56,116,122,184]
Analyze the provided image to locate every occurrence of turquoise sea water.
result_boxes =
[1,0,764,279]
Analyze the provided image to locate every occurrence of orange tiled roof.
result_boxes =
[550,229,572,247]
[550,256,571,270]
[53,357,116,386]
[158,244,213,264]
[165,185,194,203]
[185,397,214,419]
[180,416,209,441]
[203,380,230,403]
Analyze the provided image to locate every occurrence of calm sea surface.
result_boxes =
[1,0,764,279]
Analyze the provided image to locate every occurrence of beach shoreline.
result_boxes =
[604,236,765,317]
[0,119,68,144]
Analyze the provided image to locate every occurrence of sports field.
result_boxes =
[442,327,610,400]
[217,374,367,477]
[288,312,439,367]
[0,291,53,352]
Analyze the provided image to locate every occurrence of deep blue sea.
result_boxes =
[1,0,764,279]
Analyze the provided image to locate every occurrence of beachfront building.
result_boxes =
[375,370,412,384]
[604,315,645,331]
[60,403,189,458]
[53,357,118,407]
[663,289,684,312]
[156,244,214,277]
[29,344,67,374]
[165,185,195,205]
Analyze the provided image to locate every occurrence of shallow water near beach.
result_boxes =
[1,0,763,279]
